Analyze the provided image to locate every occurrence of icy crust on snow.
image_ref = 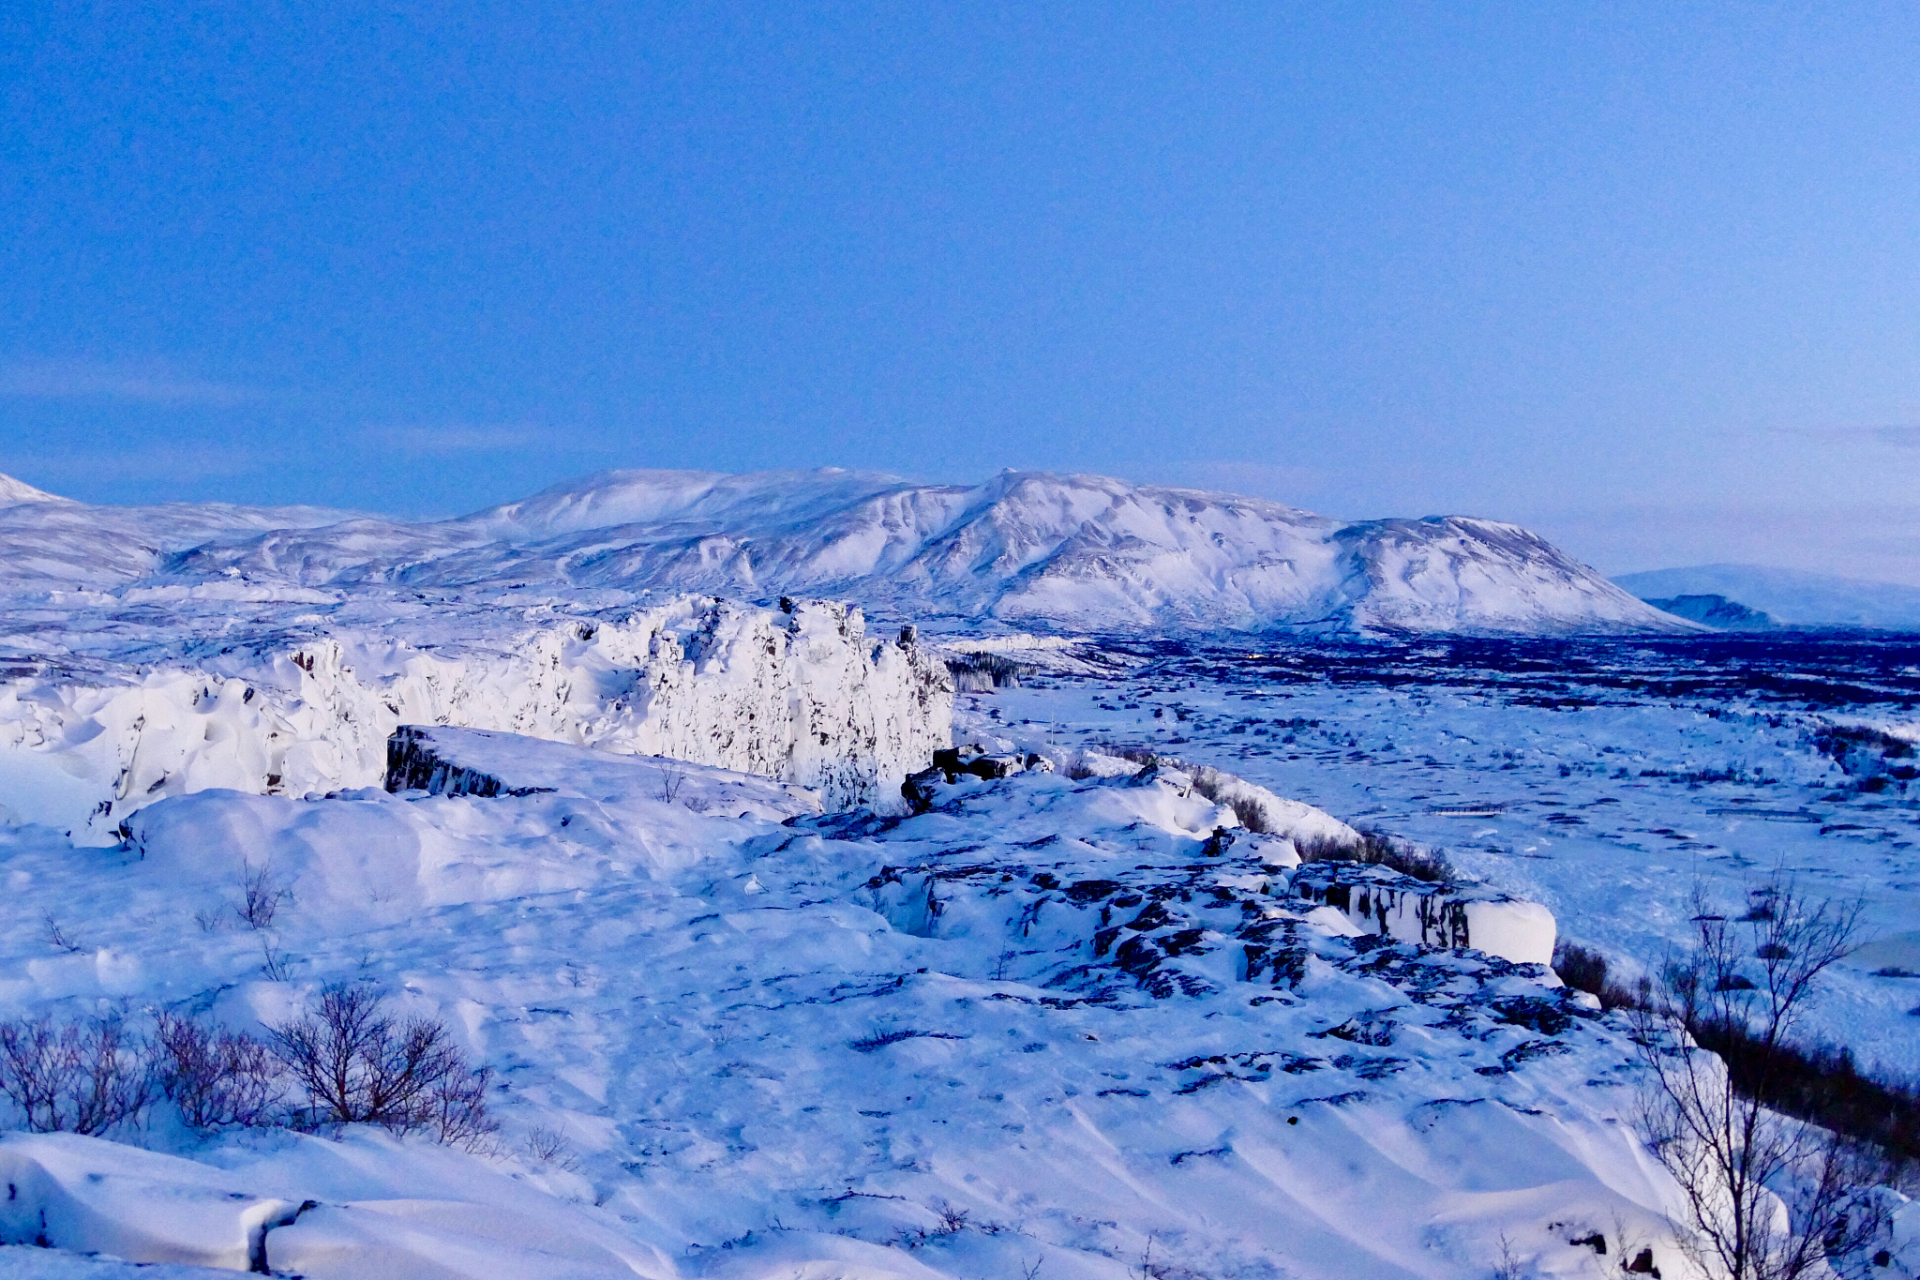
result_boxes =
[0,595,950,842]
[0,743,1722,1280]
[0,468,1691,635]
[1290,862,1558,966]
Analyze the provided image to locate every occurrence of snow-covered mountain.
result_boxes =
[0,472,66,507]
[0,487,358,592]
[1617,563,1920,632]
[1,468,1686,634]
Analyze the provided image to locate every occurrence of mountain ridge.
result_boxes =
[0,467,1689,635]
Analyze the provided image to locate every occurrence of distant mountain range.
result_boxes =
[0,468,1690,635]
[1615,564,1920,632]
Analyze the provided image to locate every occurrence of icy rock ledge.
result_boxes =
[1290,861,1557,966]
[385,723,823,821]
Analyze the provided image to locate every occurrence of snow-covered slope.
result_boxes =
[0,469,1688,634]
[0,473,69,507]
[0,731,1748,1280]
[0,486,359,592]
[1617,564,1920,631]
[1639,592,1781,630]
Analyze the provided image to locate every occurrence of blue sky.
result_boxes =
[3,3,1919,579]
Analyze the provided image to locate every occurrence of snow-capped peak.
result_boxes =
[0,471,70,507]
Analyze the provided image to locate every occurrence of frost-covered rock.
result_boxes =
[385,724,822,821]
[1290,861,1557,966]
[0,595,950,841]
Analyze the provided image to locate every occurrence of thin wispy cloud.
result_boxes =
[0,358,264,407]
[2,443,281,485]
[1770,421,1920,449]
[378,424,553,455]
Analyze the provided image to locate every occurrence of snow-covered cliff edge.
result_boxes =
[0,595,951,842]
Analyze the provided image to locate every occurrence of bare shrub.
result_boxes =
[1552,941,1647,1011]
[42,913,82,954]
[152,1011,284,1132]
[523,1125,578,1169]
[259,937,294,982]
[425,1058,497,1148]
[1631,881,1886,1279]
[267,984,494,1144]
[236,859,289,930]
[1296,830,1454,884]
[0,1016,149,1134]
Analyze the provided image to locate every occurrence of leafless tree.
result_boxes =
[1631,881,1884,1279]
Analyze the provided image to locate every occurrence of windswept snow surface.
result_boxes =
[0,469,1685,635]
[0,732,1734,1280]
[4,471,1918,1276]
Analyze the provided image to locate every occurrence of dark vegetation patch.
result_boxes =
[1554,941,1920,1163]
[1295,830,1455,884]
[850,1029,967,1052]
[0,988,494,1146]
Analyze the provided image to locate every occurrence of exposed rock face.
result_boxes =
[0,595,951,842]
[385,726,556,798]
[1290,861,1557,966]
